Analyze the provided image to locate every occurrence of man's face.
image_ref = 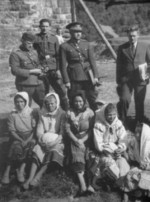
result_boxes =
[40,22,50,34]
[57,28,62,35]
[128,30,139,45]
[22,40,33,51]
[70,30,82,41]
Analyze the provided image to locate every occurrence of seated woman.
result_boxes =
[93,103,130,185]
[122,122,150,200]
[23,92,65,190]
[1,92,36,184]
[65,91,94,196]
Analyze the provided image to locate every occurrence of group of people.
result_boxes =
[1,19,150,202]
[9,19,99,113]
[2,90,150,202]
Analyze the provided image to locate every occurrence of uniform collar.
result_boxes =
[20,45,30,52]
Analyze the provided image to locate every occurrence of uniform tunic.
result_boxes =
[9,45,42,86]
[60,39,98,83]
[34,33,68,110]
[34,33,59,70]
[9,45,46,107]
[60,39,99,110]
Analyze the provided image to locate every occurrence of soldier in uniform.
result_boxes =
[34,19,69,110]
[60,22,99,110]
[9,32,46,108]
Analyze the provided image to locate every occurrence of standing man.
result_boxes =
[60,22,99,110]
[34,19,69,110]
[9,32,46,108]
[116,24,150,124]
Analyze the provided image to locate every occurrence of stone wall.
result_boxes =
[0,0,71,59]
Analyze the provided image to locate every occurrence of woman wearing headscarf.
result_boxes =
[1,92,37,184]
[92,103,130,185]
[65,91,94,196]
[23,92,65,189]
[120,123,150,199]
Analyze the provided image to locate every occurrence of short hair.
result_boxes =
[104,103,116,115]
[127,24,139,33]
[39,18,51,26]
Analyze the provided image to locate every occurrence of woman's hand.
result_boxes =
[140,162,148,170]
[21,140,27,147]
[114,148,124,158]
[75,139,85,149]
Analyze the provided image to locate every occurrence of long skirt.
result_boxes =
[8,139,36,163]
[33,143,64,167]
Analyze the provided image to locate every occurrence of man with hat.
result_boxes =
[60,22,99,110]
[116,24,150,125]
[9,32,46,108]
[34,19,69,110]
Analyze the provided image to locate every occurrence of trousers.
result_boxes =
[47,70,69,110]
[69,81,98,110]
[16,83,46,108]
[117,82,147,123]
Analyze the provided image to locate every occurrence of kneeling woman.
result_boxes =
[1,92,36,184]
[65,92,94,196]
[23,93,65,189]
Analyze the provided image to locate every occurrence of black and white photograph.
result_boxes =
[0,1,150,202]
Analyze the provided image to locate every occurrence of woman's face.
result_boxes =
[15,97,26,111]
[73,96,84,110]
[105,110,117,124]
[45,96,57,112]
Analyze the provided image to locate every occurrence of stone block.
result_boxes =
[53,8,62,15]
[65,14,72,20]
[61,7,71,14]
[50,0,58,8]
[57,14,67,21]
[58,0,70,8]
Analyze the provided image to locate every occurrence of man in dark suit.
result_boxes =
[60,22,99,110]
[116,24,150,124]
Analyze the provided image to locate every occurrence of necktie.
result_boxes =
[131,44,136,57]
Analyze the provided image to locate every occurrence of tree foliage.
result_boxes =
[76,1,150,41]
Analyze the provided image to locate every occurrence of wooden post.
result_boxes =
[70,0,77,22]
[77,0,117,60]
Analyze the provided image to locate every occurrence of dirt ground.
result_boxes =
[1,59,150,202]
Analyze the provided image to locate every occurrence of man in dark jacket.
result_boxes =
[116,24,150,124]
[60,22,99,110]
[9,32,46,108]
[34,19,69,110]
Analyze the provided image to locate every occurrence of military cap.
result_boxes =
[66,22,83,32]
[21,32,35,42]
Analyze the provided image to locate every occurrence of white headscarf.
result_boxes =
[140,123,150,164]
[13,92,32,116]
[41,92,60,116]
